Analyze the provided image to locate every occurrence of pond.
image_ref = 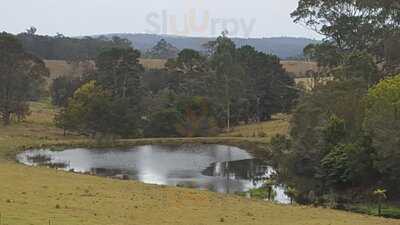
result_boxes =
[17,144,290,204]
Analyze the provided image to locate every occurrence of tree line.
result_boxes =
[17,27,132,60]
[51,32,298,138]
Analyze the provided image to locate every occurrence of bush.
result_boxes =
[258,131,267,137]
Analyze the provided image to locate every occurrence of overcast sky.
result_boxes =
[1,0,320,39]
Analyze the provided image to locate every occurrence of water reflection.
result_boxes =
[17,144,290,203]
[202,159,270,193]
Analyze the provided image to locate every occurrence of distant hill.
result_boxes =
[104,33,319,59]
[17,32,317,60]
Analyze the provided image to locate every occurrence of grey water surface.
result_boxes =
[17,144,290,203]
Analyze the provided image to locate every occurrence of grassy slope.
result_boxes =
[0,102,399,225]
[0,101,81,162]
[219,114,290,138]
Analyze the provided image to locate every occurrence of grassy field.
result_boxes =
[44,59,167,80]
[44,60,72,79]
[139,58,167,69]
[0,101,80,162]
[0,102,399,225]
[219,114,290,139]
[281,60,318,78]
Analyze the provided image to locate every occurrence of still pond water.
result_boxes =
[17,144,290,203]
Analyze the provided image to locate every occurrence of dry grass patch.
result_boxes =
[139,58,167,69]
[281,60,318,78]
[220,114,290,141]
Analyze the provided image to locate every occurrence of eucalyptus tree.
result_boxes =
[292,0,400,75]
[237,45,297,121]
[0,32,49,125]
[94,47,145,137]
[165,49,212,97]
[209,32,245,130]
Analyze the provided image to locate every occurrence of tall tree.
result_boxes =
[292,0,400,75]
[95,47,144,100]
[209,32,245,130]
[165,49,211,97]
[0,32,49,125]
[237,45,298,121]
[95,47,144,137]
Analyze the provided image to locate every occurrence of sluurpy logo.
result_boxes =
[145,9,256,37]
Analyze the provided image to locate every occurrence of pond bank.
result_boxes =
[7,137,273,162]
[17,144,288,201]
